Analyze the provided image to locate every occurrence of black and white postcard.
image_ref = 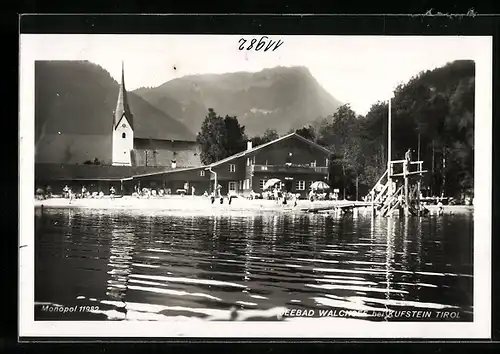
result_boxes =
[19,30,492,339]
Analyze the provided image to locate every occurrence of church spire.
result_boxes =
[113,61,133,129]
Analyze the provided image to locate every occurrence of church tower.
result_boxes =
[112,61,134,166]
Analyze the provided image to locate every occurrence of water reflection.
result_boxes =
[35,208,474,321]
[385,219,395,303]
[107,228,135,303]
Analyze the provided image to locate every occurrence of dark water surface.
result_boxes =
[34,208,473,321]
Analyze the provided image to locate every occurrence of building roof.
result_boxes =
[206,133,332,168]
[35,163,194,182]
[35,134,332,182]
[130,166,205,179]
[113,61,134,130]
[128,133,332,180]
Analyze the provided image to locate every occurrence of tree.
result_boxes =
[358,101,388,189]
[222,114,247,156]
[317,104,363,199]
[295,125,316,141]
[250,128,279,147]
[196,108,247,164]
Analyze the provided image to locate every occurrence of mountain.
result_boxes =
[35,61,195,164]
[134,66,343,137]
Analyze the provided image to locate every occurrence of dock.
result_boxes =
[301,201,374,213]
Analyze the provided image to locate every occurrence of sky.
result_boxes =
[21,35,487,115]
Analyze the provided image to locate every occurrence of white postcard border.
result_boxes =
[19,34,492,339]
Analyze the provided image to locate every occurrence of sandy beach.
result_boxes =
[34,196,354,213]
[33,196,473,216]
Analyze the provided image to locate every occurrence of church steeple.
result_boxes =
[111,61,134,166]
[113,61,133,130]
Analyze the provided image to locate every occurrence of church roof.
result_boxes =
[113,61,134,130]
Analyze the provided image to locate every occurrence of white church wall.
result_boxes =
[112,117,134,166]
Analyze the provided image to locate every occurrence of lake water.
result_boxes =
[34,207,474,322]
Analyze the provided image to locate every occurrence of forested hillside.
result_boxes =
[254,60,475,200]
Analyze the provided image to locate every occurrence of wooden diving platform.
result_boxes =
[390,170,428,178]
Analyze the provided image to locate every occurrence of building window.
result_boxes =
[228,181,237,192]
[229,164,236,172]
[296,180,306,191]
[122,132,126,138]
[311,160,317,167]
[259,179,267,190]
[260,166,268,171]
[326,158,329,167]
[200,170,205,177]
[247,157,251,166]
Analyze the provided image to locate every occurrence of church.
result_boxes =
[111,62,201,168]
[35,62,202,191]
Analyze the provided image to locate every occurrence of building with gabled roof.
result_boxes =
[128,132,332,198]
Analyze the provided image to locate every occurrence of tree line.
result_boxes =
[196,60,475,201]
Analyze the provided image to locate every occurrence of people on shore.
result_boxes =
[110,186,116,200]
[419,203,430,216]
[36,188,45,200]
[81,186,88,198]
[437,200,444,215]
[63,185,70,199]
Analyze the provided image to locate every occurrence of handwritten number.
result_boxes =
[238,36,283,52]
[256,36,268,51]
[273,40,284,51]
[238,38,246,51]
[264,40,275,52]
[247,38,257,50]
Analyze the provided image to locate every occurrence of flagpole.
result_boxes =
[387,95,392,197]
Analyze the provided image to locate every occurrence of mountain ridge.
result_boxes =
[134,65,342,136]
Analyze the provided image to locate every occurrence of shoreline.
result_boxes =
[33,196,474,215]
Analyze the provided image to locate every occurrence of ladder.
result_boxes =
[378,184,404,217]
